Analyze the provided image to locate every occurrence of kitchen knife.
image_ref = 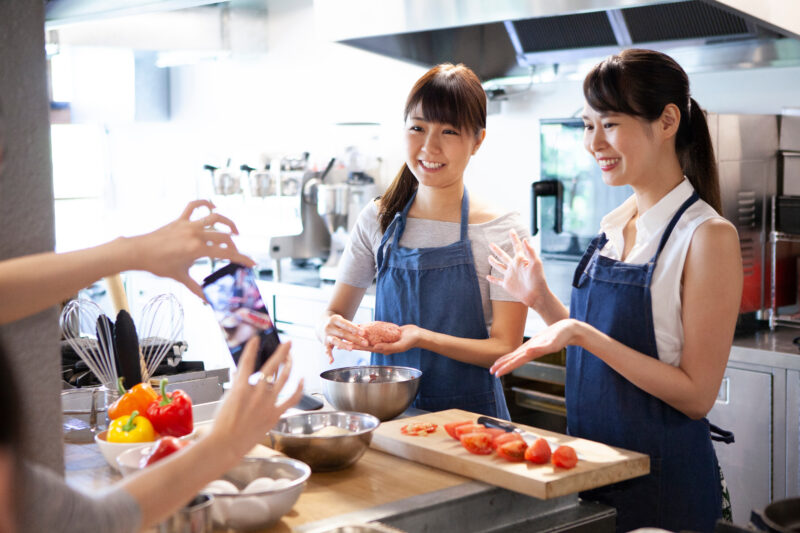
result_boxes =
[114,309,143,387]
[477,416,541,445]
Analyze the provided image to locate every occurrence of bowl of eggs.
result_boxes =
[201,456,310,530]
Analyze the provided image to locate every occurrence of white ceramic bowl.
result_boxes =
[203,457,311,530]
[96,429,198,471]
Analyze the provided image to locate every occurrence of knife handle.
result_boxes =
[477,416,515,433]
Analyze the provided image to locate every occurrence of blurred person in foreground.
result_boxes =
[0,194,303,531]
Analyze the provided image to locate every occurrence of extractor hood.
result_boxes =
[314,0,800,82]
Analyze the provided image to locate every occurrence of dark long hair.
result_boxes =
[378,63,487,232]
[0,339,21,529]
[583,49,721,214]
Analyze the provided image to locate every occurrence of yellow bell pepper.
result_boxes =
[107,410,156,443]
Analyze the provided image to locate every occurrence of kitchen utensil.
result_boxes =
[203,456,310,530]
[61,387,112,443]
[371,408,650,500]
[320,365,421,421]
[114,309,143,387]
[156,493,214,533]
[204,159,242,195]
[477,415,586,459]
[269,411,379,471]
[751,497,800,532]
[138,293,184,381]
[240,162,276,197]
[59,299,118,390]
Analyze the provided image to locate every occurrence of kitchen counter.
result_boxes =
[64,427,614,533]
[731,326,800,370]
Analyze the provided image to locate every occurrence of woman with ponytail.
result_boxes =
[317,64,529,419]
[488,49,741,531]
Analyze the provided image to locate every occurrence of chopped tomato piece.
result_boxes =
[401,422,438,436]
[460,432,494,455]
[497,440,528,462]
[492,432,523,450]
[444,420,474,440]
[552,445,578,469]
[454,424,486,439]
[524,438,552,464]
[484,428,507,440]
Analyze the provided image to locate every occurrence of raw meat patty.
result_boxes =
[361,321,401,345]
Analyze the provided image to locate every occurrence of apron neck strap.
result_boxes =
[460,188,470,241]
[653,191,700,262]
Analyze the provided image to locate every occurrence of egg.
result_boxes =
[242,477,279,493]
[203,479,238,525]
[226,495,272,530]
[203,479,238,494]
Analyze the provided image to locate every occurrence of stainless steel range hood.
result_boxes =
[314,0,800,81]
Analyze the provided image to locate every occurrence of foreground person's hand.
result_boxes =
[133,200,256,299]
[209,337,303,458]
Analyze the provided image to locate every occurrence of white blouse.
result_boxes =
[597,178,724,366]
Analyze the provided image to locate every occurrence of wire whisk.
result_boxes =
[138,293,184,381]
[59,299,118,390]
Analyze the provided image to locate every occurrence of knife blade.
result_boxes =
[477,416,586,459]
[477,416,541,445]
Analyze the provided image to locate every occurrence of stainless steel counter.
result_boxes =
[731,327,800,370]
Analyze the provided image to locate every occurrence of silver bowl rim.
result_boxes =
[269,410,381,438]
[319,365,423,383]
[207,456,311,498]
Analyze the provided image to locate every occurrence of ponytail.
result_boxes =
[379,164,417,233]
[678,98,721,214]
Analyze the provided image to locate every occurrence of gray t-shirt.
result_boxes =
[20,461,141,533]
[338,201,530,328]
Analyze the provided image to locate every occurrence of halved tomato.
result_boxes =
[497,440,528,462]
[492,432,523,450]
[400,422,438,436]
[552,445,578,469]
[484,428,507,440]
[454,424,486,439]
[524,438,551,464]
[460,432,493,455]
[444,420,474,440]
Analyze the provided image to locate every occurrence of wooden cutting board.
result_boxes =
[371,409,650,500]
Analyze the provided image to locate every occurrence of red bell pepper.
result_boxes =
[139,436,190,468]
[145,378,193,437]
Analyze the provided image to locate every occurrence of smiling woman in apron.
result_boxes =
[317,64,529,419]
[488,49,741,532]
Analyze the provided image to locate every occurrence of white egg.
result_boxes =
[226,495,272,530]
[243,477,279,493]
[203,479,238,494]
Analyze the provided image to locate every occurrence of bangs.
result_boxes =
[405,73,485,135]
[583,57,639,116]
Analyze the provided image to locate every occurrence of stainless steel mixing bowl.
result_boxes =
[320,365,422,421]
[269,411,379,471]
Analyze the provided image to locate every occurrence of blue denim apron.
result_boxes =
[372,189,510,419]
[567,192,724,533]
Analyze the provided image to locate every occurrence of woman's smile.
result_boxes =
[419,159,445,172]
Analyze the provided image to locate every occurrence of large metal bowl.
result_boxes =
[269,411,379,471]
[320,365,422,421]
[204,456,310,530]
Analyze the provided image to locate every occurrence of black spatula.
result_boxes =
[114,309,142,387]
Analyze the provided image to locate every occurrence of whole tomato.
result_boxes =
[524,438,552,464]
[552,445,578,469]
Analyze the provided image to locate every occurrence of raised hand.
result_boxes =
[487,229,547,310]
[133,200,256,299]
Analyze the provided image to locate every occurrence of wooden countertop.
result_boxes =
[65,437,469,532]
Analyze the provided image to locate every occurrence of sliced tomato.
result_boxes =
[484,428,507,440]
[492,432,523,450]
[552,445,578,469]
[524,438,552,464]
[497,440,528,462]
[460,432,494,455]
[444,420,474,440]
[454,424,486,439]
[401,422,438,436]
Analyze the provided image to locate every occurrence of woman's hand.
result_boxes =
[208,337,303,460]
[132,200,256,299]
[490,319,582,377]
[369,325,421,355]
[321,314,368,363]
[487,230,547,310]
